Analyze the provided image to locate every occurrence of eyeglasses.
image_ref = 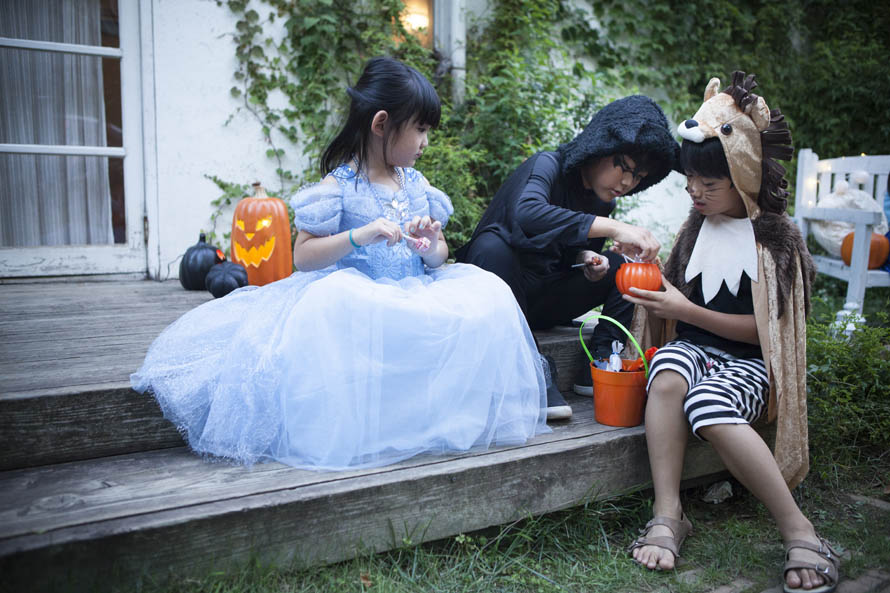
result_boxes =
[613,155,647,183]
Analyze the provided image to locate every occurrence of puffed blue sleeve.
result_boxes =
[425,185,455,229]
[288,183,343,236]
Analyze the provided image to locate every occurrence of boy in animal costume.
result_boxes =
[624,72,839,593]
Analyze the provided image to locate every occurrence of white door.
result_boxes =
[0,0,146,277]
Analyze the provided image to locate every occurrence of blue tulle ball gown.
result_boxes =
[131,165,549,470]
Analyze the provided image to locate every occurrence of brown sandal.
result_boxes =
[783,536,840,593]
[628,514,693,568]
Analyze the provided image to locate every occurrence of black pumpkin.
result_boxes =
[179,233,224,290]
[205,261,249,298]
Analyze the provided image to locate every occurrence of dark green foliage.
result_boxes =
[806,309,890,479]
[215,0,890,247]
[215,0,600,246]
[561,0,890,193]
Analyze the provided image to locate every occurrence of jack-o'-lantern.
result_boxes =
[840,232,890,269]
[615,262,662,295]
[231,182,293,286]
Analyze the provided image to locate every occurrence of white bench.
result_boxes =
[793,149,890,319]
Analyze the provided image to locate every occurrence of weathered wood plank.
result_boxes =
[0,347,590,471]
[0,385,183,470]
[1,357,150,393]
[0,405,609,539]
[536,325,592,392]
[0,422,758,593]
[4,337,169,364]
[0,276,596,468]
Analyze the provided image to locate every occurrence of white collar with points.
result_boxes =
[685,214,758,304]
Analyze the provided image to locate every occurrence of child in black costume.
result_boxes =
[457,96,680,417]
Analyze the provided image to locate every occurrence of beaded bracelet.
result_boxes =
[348,228,360,249]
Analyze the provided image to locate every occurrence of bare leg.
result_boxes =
[632,370,690,570]
[700,423,828,590]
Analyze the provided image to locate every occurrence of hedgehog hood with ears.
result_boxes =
[677,71,794,219]
[634,72,815,489]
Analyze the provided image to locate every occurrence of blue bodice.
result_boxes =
[290,165,453,281]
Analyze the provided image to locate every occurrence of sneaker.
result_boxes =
[573,358,607,396]
[543,354,572,420]
[546,386,573,421]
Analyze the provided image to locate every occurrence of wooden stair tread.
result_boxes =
[0,280,596,470]
[0,398,603,541]
[0,413,750,593]
[4,279,732,593]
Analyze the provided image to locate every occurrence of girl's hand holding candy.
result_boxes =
[403,234,431,252]
[403,215,441,254]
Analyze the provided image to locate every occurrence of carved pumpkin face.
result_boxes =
[231,183,293,286]
[233,214,277,267]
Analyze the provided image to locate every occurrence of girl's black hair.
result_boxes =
[680,137,732,180]
[320,57,441,177]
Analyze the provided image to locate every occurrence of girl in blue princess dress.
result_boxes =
[131,56,548,471]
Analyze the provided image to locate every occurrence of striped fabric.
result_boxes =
[646,340,768,438]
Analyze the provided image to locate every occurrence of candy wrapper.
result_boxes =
[403,235,431,252]
[607,340,624,372]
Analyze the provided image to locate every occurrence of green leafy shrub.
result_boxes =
[805,312,890,477]
[213,0,890,250]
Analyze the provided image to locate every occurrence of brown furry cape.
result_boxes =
[633,209,816,489]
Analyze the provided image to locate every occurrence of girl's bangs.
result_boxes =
[681,138,731,179]
[405,73,441,128]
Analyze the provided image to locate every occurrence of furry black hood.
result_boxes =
[557,95,681,196]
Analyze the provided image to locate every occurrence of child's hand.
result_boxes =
[403,215,441,253]
[622,276,690,320]
[576,250,609,282]
[608,223,660,262]
[354,218,403,247]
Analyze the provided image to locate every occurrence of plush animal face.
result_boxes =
[678,77,772,217]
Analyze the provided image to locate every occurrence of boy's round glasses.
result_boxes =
[613,155,646,182]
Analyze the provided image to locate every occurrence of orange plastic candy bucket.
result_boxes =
[590,359,647,426]
[579,314,648,427]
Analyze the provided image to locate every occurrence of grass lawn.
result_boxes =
[153,468,890,593]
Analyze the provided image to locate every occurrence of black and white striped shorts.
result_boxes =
[646,340,769,438]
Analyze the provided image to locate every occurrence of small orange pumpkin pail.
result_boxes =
[579,314,649,427]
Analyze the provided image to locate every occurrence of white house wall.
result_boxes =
[148,0,301,280]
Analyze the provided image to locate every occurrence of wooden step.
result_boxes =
[0,326,590,471]
[1,280,594,470]
[0,396,762,593]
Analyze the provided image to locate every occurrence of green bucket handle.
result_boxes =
[578,313,649,378]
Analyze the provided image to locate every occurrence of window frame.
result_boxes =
[0,1,147,277]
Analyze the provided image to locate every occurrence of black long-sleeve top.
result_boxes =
[456,151,615,278]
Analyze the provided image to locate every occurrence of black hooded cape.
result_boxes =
[456,95,680,278]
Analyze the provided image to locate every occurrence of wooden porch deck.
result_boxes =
[0,280,741,592]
